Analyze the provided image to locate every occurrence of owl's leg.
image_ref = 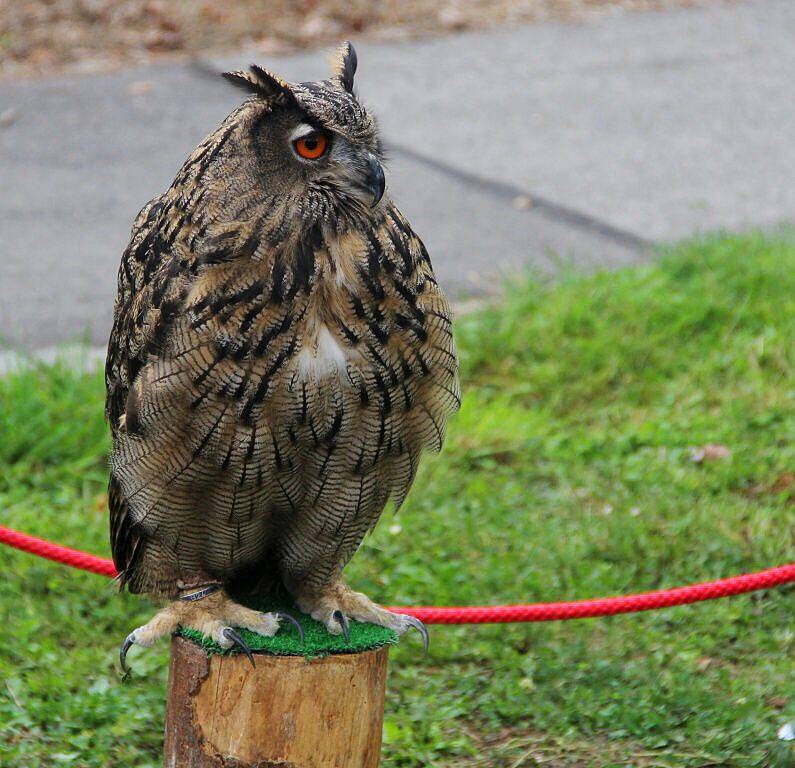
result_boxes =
[119,587,303,676]
[286,577,429,654]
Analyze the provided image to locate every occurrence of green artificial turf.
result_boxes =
[1,231,793,767]
[178,597,397,657]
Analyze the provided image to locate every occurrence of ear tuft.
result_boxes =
[222,66,293,102]
[330,41,357,93]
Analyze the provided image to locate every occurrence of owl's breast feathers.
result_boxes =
[106,192,459,590]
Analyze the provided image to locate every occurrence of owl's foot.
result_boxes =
[119,588,303,677]
[293,582,429,654]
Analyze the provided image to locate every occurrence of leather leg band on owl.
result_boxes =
[177,583,223,602]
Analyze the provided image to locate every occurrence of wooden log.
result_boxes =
[163,636,389,768]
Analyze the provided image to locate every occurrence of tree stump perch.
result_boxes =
[164,636,389,767]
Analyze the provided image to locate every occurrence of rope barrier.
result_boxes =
[1,523,793,624]
[0,524,117,578]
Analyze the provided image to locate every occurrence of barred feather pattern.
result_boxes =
[105,111,459,598]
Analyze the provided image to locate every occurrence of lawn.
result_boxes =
[1,232,793,767]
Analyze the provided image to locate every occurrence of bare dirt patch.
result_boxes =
[1,0,734,80]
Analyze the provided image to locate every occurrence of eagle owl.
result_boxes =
[106,43,460,670]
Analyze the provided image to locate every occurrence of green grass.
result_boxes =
[1,232,793,767]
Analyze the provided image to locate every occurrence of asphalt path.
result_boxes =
[0,0,793,352]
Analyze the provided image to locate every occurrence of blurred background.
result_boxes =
[1,0,793,354]
[1,2,794,767]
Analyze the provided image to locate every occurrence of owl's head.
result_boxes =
[221,42,384,232]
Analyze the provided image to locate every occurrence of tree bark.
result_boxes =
[163,636,389,767]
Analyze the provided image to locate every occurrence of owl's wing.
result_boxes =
[377,207,461,506]
[105,196,189,584]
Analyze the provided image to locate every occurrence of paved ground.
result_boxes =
[1,0,793,352]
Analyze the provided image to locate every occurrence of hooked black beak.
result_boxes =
[364,153,385,207]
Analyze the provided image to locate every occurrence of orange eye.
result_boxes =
[294,132,328,160]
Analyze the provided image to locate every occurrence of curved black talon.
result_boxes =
[119,631,136,679]
[222,627,256,668]
[277,612,305,643]
[403,615,430,656]
[333,610,350,644]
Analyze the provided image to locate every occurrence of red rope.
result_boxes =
[0,524,118,578]
[400,565,795,623]
[1,524,793,623]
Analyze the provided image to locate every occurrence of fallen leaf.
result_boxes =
[0,108,19,128]
[771,473,794,493]
[690,444,731,464]
[127,80,153,96]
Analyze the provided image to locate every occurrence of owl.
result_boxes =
[106,43,460,671]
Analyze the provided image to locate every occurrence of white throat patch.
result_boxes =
[296,324,349,381]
